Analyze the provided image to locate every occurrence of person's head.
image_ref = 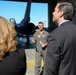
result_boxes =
[38,22,44,31]
[52,2,75,24]
[0,16,17,61]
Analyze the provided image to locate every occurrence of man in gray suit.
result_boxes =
[45,2,76,75]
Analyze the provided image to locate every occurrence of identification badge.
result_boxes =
[38,35,41,38]
[42,35,45,38]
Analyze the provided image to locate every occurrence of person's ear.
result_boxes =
[38,25,39,28]
[59,10,64,17]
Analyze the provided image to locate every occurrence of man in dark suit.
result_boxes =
[45,2,76,75]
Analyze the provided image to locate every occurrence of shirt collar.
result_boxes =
[38,30,45,35]
[58,20,69,27]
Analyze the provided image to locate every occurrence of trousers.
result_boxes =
[35,49,46,75]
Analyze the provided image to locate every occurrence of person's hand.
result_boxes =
[41,44,46,48]
[32,39,36,44]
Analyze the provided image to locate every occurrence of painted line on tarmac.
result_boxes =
[27,61,44,66]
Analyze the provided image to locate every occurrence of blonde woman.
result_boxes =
[0,16,26,75]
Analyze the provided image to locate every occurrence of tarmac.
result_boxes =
[25,48,44,75]
[17,36,44,75]
[25,48,35,75]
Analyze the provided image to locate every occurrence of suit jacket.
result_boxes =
[46,21,76,75]
[0,48,26,75]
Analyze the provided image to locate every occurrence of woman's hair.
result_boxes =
[0,16,17,61]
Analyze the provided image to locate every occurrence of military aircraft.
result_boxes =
[9,0,35,44]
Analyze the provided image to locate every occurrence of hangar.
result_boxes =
[5,0,76,28]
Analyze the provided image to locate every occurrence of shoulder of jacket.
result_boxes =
[17,48,25,57]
